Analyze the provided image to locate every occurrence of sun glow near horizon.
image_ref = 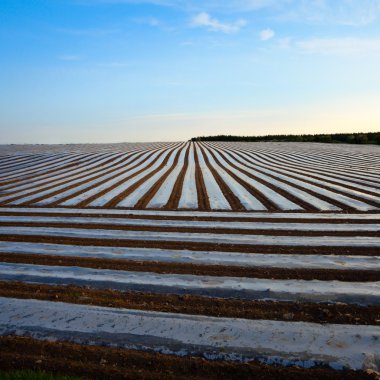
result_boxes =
[1,0,380,143]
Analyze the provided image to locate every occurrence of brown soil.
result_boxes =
[53,148,174,207]
[1,336,376,380]
[0,154,45,169]
[76,150,161,207]
[1,281,379,325]
[0,210,378,224]
[9,147,175,207]
[204,145,279,211]
[206,144,320,212]
[1,220,378,237]
[223,147,380,210]
[237,146,380,198]
[198,144,244,211]
[0,155,93,191]
[250,150,380,195]
[26,150,162,191]
[193,142,211,210]
[134,145,183,209]
[224,143,377,172]
[104,146,178,208]
[219,147,354,212]
[165,143,191,209]
[0,152,132,203]
[0,153,103,186]
[1,253,379,282]
[0,153,79,183]
[2,143,379,213]
[1,234,378,255]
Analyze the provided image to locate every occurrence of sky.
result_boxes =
[0,0,380,143]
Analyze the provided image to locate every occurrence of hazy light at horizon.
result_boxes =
[0,0,379,143]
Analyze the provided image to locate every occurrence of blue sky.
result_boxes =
[1,0,380,143]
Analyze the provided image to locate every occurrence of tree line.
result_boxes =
[190,132,380,145]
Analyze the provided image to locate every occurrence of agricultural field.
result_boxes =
[0,141,379,379]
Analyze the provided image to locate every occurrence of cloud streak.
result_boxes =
[75,0,380,26]
[296,37,380,55]
[277,0,380,26]
[74,0,279,12]
[192,12,247,34]
[260,28,275,41]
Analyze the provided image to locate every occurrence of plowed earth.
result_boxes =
[1,282,379,325]
[0,336,377,380]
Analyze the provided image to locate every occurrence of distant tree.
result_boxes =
[191,132,379,145]
[355,134,368,144]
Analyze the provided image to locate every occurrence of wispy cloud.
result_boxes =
[131,16,176,32]
[73,0,380,26]
[277,37,291,49]
[296,37,380,55]
[74,0,280,12]
[277,0,380,26]
[273,35,380,55]
[132,16,161,27]
[260,28,275,41]
[191,12,247,34]
[179,40,194,46]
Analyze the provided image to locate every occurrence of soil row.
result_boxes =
[205,145,287,212]
[134,145,184,209]
[1,234,378,255]
[36,148,172,207]
[1,336,376,380]
[0,152,98,184]
[218,142,380,184]
[2,142,379,212]
[210,145,350,211]
[0,210,378,223]
[75,149,162,208]
[1,281,379,325]
[244,148,380,193]
[193,143,211,210]
[1,253,379,282]
[216,147,358,211]
[198,144,245,211]
[0,145,177,207]
[0,145,174,189]
[165,142,190,209]
[1,221,378,237]
[214,145,380,210]
[103,146,179,208]
[209,145,325,212]
[0,152,133,203]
